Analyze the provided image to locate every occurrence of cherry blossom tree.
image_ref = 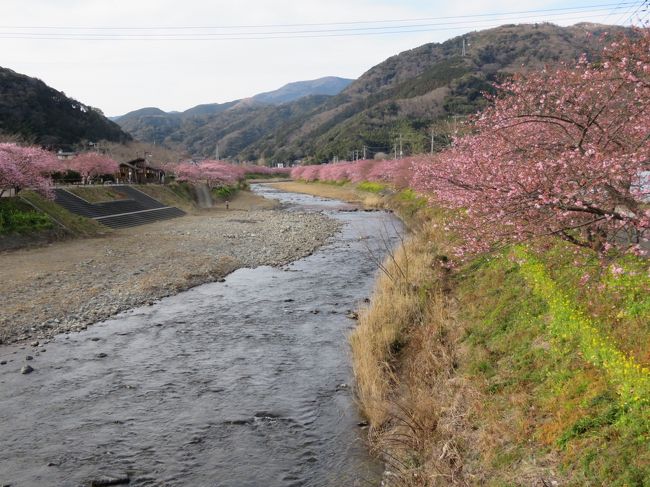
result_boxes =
[66,152,119,183]
[413,30,650,255]
[318,161,355,181]
[0,143,58,197]
[345,159,375,183]
[291,164,322,182]
[367,157,418,188]
[175,160,246,187]
[241,164,291,177]
[291,157,418,188]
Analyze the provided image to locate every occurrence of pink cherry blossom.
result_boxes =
[0,143,58,197]
[413,29,650,255]
[65,152,119,181]
[174,160,246,187]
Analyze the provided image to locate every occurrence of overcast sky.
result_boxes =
[0,0,643,116]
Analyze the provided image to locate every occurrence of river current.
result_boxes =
[0,185,402,486]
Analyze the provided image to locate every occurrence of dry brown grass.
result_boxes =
[349,220,484,486]
[362,193,384,209]
[276,181,572,484]
[350,233,433,423]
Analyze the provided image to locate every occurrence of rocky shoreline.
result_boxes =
[0,204,340,345]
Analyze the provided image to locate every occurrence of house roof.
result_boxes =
[120,159,165,174]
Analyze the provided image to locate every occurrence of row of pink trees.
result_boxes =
[292,29,649,255]
[174,160,247,188]
[175,160,291,187]
[0,143,120,198]
[1,146,287,200]
[241,164,291,177]
[290,157,415,188]
[414,29,649,255]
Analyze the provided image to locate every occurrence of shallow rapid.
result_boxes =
[0,185,402,486]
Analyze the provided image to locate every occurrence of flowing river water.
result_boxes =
[0,185,402,487]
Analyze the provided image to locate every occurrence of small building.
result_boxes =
[56,150,77,160]
[118,158,165,184]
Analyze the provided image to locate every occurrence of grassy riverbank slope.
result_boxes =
[0,191,108,251]
[277,181,649,486]
[0,183,251,251]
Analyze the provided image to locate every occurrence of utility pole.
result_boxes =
[450,115,462,133]
[393,143,397,160]
[363,145,367,160]
[430,129,435,154]
[399,133,403,159]
[215,143,220,160]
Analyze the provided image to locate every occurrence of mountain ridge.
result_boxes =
[114,23,630,163]
[112,76,354,121]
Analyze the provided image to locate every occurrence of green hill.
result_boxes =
[116,23,629,163]
[261,22,629,163]
[0,67,131,148]
[112,76,354,155]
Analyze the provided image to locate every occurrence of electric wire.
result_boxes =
[0,2,639,42]
[614,0,645,23]
[622,0,649,23]
[0,8,635,41]
[0,2,636,30]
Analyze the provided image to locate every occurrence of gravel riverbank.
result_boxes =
[0,192,341,344]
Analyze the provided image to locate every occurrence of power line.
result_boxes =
[0,2,636,30]
[0,7,632,37]
[0,2,636,31]
[641,8,650,23]
[0,10,634,41]
[602,0,633,22]
[622,0,649,23]
[614,0,645,23]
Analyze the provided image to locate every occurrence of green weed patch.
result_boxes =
[0,198,53,234]
[356,181,387,193]
[513,247,650,411]
[458,248,649,485]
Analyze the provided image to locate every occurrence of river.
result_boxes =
[0,185,402,486]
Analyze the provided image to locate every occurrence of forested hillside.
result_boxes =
[113,77,353,159]
[115,23,629,163]
[0,67,131,148]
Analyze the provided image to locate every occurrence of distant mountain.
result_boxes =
[182,101,241,118]
[0,67,131,148]
[251,77,354,105]
[113,76,353,152]
[116,23,630,163]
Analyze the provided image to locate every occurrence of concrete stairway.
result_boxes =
[54,186,185,229]
[95,207,186,229]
